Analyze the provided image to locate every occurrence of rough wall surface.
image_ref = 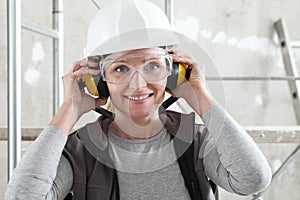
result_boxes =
[1,0,299,199]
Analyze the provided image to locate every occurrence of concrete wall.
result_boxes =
[1,0,300,199]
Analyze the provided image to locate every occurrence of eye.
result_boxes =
[144,63,161,71]
[114,65,129,73]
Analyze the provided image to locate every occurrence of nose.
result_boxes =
[128,71,147,89]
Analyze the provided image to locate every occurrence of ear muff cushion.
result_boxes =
[166,62,179,90]
[84,74,99,97]
[84,74,110,98]
[166,63,187,90]
[96,76,110,98]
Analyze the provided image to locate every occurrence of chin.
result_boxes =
[129,106,159,121]
[129,109,151,119]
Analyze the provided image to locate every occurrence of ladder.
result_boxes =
[252,18,300,200]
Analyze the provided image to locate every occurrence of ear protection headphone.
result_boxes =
[83,62,191,98]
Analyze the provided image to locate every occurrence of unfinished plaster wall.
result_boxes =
[0,0,299,199]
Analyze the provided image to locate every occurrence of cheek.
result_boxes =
[153,83,166,103]
[107,83,122,103]
[157,85,166,95]
[106,84,114,95]
[107,83,114,93]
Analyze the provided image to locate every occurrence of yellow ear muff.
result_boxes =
[176,63,187,86]
[84,74,99,97]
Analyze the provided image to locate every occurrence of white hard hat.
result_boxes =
[84,0,178,57]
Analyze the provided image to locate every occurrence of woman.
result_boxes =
[5,0,271,199]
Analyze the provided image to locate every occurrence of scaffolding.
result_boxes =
[7,0,63,180]
[5,0,300,199]
[252,18,300,200]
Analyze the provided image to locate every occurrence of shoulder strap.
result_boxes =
[170,111,218,200]
[174,138,202,200]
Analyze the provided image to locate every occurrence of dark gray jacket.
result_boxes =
[63,111,218,200]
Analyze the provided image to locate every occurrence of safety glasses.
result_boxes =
[99,53,173,84]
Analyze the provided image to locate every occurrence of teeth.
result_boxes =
[128,94,150,101]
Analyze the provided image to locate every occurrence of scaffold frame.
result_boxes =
[5,2,300,200]
[7,0,64,180]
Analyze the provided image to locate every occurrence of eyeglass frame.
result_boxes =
[96,53,174,85]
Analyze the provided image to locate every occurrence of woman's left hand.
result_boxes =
[168,50,213,116]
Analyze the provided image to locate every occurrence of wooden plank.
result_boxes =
[244,126,300,143]
[0,127,43,141]
[1,126,300,143]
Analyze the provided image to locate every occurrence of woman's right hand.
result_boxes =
[49,58,108,135]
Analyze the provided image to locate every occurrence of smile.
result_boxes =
[126,94,153,101]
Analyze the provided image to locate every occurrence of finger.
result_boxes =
[171,54,195,67]
[68,59,86,74]
[172,55,206,82]
[63,67,100,84]
[171,52,203,72]
[71,67,100,80]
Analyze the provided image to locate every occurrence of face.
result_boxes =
[105,47,169,122]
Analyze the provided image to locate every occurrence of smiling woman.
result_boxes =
[104,48,169,128]
[5,0,272,199]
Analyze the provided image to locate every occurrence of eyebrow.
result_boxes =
[104,53,167,64]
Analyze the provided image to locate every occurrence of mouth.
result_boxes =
[125,93,154,101]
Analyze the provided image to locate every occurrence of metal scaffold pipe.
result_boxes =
[53,0,64,114]
[91,0,101,9]
[21,19,59,39]
[165,0,174,25]
[252,144,300,199]
[7,0,22,181]
[206,76,300,81]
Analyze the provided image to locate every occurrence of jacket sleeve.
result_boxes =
[195,104,272,195]
[5,126,73,200]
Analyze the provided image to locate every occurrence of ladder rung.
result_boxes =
[291,41,300,48]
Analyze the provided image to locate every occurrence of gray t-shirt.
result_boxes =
[108,129,190,199]
[5,105,272,200]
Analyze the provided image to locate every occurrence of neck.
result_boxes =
[109,113,164,139]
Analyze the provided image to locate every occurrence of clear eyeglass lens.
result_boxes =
[102,54,172,84]
[86,56,101,69]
